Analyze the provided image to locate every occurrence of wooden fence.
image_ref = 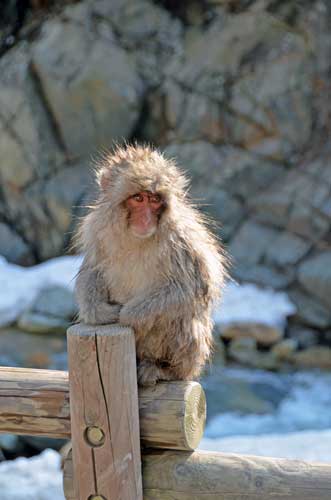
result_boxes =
[0,323,330,499]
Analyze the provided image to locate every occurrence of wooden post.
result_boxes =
[67,323,143,500]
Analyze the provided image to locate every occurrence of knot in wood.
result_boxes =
[85,426,105,447]
[88,495,107,500]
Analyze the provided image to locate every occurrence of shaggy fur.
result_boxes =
[75,144,226,385]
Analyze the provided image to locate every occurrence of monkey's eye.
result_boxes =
[131,193,144,202]
[149,193,162,204]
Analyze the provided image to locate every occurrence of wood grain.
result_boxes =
[0,370,206,450]
[139,381,205,450]
[67,323,143,500]
[0,367,70,437]
[63,448,331,500]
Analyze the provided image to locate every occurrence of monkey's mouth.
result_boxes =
[130,226,157,239]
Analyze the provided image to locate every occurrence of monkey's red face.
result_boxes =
[125,191,164,239]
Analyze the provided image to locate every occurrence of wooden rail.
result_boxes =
[0,367,205,450]
[63,447,331,500]
[0,322,330,500]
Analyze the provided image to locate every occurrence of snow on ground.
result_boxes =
[204,370,331,438]
[214,281,296,329]
[0,450,64,500]
[200,429,331,463]
[0,255,295,328]
[0,255,83,327]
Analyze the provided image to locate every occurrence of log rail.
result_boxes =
[0,368,205,450]
[0,323,330,500]
[63,448,331,500]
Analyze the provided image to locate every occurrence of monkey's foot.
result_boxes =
[137,360,163,386]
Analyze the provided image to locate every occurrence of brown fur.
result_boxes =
[75,144,227,385]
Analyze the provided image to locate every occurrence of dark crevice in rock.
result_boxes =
[29,62,69,157]
[153,0,215,26]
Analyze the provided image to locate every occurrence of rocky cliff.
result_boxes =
[0,0,330,340]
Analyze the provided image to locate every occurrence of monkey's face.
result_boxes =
[125,191,165,239]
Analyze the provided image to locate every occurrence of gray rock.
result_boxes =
[0,434,19,453]
[21,163,92,260]
[17,312,69,335]
[229,221,279,265]
[228,337,278,370]
[33,286,77,320]
[251,190,291,228]
[92,0,183,86]
[271,339,298,361]
[221,322,283,346]
[203,373,275,418]
[229,43,312,160]
[168,12,289,91]
[164,141,222,190]
[203,190,243,241]
[265,232,311,267]
[298,252,331,308]
[289,289,331,329]
[32,8,142,158]
[288,203,330,240]
[0,223,33,265]
[232,263,294,289]
[288,326,319,349]
[0,327,67,370]
[293,346,331,370]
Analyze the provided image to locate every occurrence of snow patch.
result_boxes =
[200,429,331,463]
[0,255,83,327]
[0,449,64,500]
[214,281,296,329]
[205,371,331,438]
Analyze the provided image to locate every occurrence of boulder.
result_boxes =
[92,0,183,86]
[32,4,143,158]
[0,223,33,265]
[271,339,298,361]
[265,232,311,268]
[287,326,319,349]
[293,346,331,370]
[221,322,283,346]
[0,328,67,370]
[298,252,331,308]
[17,312,69,335]
[229,221,279,265]
[289,289,331,329]
[228,337,278,370]
[33,286,77,321]
[232,263,294,289]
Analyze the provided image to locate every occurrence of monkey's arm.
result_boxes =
[119,253,209,330]
[75,265,121,325]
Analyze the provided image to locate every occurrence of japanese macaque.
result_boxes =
[75,145,226,385]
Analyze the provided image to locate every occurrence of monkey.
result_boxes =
[75,144,227,386]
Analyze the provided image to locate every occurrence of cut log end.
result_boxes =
[183,382,206,450]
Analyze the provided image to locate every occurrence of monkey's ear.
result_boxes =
[96,167,112,192]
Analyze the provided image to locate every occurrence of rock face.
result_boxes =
[0,0,330,339]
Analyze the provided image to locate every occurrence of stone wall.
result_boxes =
[0,0,330,339]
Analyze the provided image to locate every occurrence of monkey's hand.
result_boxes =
[119,301,156,330]
[119,283,192,330]
[79,303,121,326]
